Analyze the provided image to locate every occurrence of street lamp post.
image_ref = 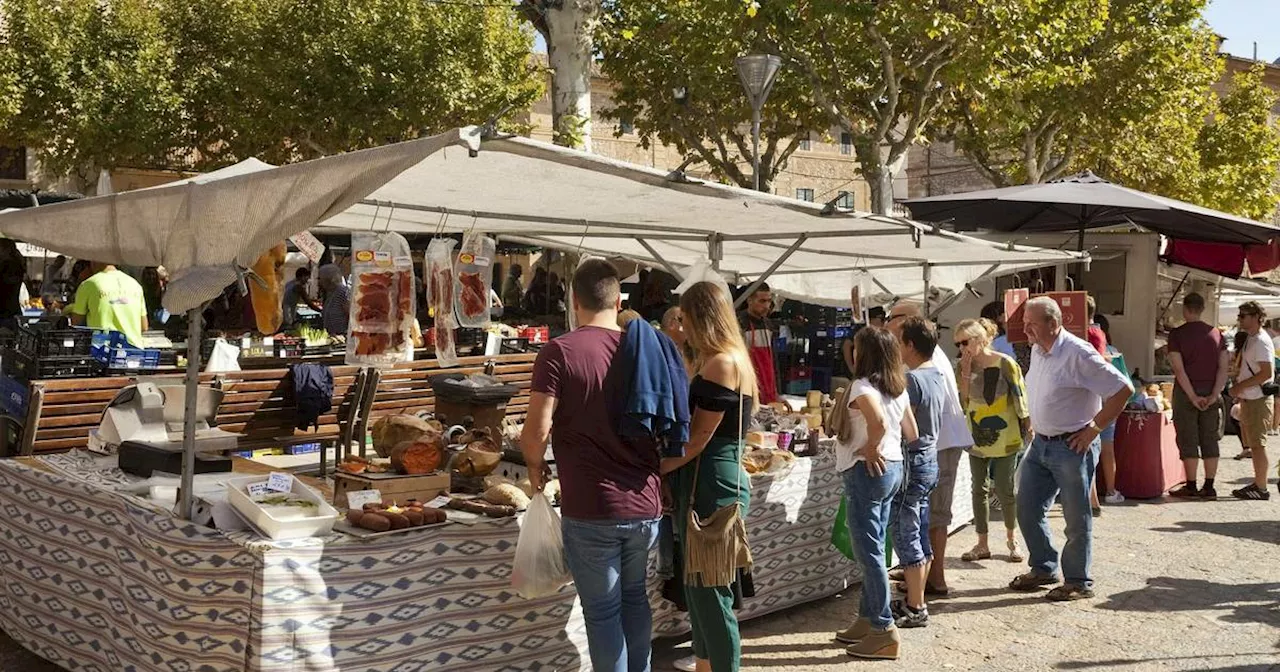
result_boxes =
[735,54,782,192]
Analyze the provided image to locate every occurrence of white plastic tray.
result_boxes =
[225,475,338,540]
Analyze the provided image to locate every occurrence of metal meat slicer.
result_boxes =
[97,381,241,476]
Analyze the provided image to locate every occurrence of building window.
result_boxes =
[1082,251,1127,315]
[836,191,853,209]
[840,132,852,155]
[0,147,25,181]
[619,118,635,135]
[796,188,815,202]
[798,134,811,151]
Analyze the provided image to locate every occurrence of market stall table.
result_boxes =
[0,449,858,671]
[1114,410,1183,499]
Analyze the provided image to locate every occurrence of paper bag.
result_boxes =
[1005,288,1030,343]
[1042,291,1089,340]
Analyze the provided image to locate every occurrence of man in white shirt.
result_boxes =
[1228,301,1274,501]
[888,301,972,595]
[1012,297,1132,601]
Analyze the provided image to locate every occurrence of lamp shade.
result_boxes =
[735,54,783,106]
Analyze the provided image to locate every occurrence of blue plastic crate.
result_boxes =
[91,344,161,371]
[0,374,29,419]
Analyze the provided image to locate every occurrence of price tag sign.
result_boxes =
[266,472,293,493]
[241,337,252,350]
[63,339,75,348]
[346,489,383,510]
[246,482,271,498]
[289,231,327,265]
[426,495,452,509]
[263,337,275,347]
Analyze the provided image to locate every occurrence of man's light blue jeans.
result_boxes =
[562,517,661,672]
[843,460,904,630]
[1017,434,1100,588]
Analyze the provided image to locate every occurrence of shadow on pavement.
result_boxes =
[1152,520,1280,545]
[1055,652,1280,670]
[1097,576,1280,626]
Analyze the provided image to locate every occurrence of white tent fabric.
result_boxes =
[0,128,479,313]
[319,135,1086,306]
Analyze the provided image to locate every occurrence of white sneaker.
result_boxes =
[1105,491,1125,505]
[673,655,698,671]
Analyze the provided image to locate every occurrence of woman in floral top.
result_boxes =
[954,318,1030,564]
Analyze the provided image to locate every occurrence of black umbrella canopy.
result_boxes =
[904,171,1280,245]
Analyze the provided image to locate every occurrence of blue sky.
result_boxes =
[537,3,1278,62]
[1204,0,1280,62]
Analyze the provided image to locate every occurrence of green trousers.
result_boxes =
[675,437,750,672]
[970,452,1018,535]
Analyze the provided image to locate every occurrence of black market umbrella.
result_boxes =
[904,171,1280,246]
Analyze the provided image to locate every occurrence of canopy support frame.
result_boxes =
[178,307,203,521]
[734,234,809,308]
[635,237,682,279]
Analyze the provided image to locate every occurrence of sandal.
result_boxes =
[888,567,905,582]
[961,546,991,562]
[1006,540,1024,563]
[1234,449,1253,460]
[1009,572,1058,592]
[1046,583,1095,602]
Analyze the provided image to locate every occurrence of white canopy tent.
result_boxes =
[318,135,1087,310]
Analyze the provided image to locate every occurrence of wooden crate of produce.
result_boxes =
[333,471,450,509]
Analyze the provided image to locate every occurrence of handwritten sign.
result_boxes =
[246,482,271,498]
[346,489,383,511]
[266,472,293,493]
[289,231,327,265]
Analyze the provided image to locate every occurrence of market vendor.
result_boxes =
[0,239,26,330]
[737,282,779,404]
[318,264,350,337]
[69,262,147,347]
[281,267,321,328]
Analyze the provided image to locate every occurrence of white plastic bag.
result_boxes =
[346,231,416,368]
[674,259,730,299]
[454,231,496,328]
[204,338,241,373]
[511,493,571,599]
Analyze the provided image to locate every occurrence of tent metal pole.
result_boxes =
[923,264,932,319]
[709,234,723,271]
[931,264,1000,320]
[179,308,202,521]
[634,238,682,279]
[733,234,809,308]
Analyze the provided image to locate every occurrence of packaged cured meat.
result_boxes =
[346,232,416,368]
[426,238,460,368]
[453,231,496,328]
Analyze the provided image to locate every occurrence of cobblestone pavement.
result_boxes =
[655,444,1280,672]
[2,446,1277,671]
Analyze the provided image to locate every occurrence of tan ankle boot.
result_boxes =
[834,617,872,644]
[846,625,900,660]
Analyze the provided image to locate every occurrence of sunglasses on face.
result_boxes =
[955,339,970,348]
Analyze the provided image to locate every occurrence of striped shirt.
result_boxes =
[322,283,350,336]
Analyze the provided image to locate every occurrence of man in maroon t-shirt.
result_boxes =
[520,259,661,672]
[1167,292,1230,499]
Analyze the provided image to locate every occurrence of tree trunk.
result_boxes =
[544,1,599,151]
[856,142,898,215]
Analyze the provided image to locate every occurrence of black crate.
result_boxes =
[3,349,101,380]
[16,327,94,357]
[500,338,530,354]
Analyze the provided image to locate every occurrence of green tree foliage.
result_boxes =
[768,0,1033,214]
[0,0,542,177]
[597,0,827,192]
[949,0,1224,188]
[1192,66,1280,221]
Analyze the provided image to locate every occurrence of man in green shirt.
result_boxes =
[70,263,148,347]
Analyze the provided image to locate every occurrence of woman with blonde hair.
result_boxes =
[661,281,757,672]
[953,318,1028,563]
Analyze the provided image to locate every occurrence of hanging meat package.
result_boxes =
[346,231,416,368]
[454,231,496,329]
[426,237,460,368]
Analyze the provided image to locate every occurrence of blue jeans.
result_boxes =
[891,451,939,568]
[562,517,661,672]
[842,460,904,630]
[1017,435,1099,588]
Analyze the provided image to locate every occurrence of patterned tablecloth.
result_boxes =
[0,449,865,672]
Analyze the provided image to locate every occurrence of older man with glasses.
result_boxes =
[1009,297,1132,602]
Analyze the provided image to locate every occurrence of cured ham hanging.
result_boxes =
[346,232,416,368]
[453,231,496,329]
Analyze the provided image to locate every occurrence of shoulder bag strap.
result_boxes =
[689,358,747,506]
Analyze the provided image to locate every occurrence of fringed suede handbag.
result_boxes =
[683,371,753,588]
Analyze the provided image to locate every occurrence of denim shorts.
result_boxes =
[891,451,939,568]
[1100,420,1116,442]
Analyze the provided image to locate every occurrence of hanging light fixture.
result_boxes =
[735,54,783,192]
